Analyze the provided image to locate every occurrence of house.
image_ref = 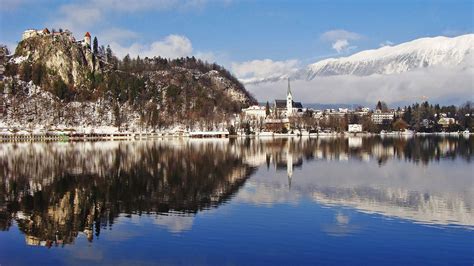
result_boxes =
[242,105,267,119]
[348,124,363,133]
[264,118,290,131]
[274,79,303,118]
[438,117,456,128]
[371,109,394,124]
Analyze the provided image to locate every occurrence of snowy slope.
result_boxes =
[301,34,473,79]
[242,34,473,85]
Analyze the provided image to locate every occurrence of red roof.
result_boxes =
[85,32,91,38]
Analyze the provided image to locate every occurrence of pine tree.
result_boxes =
[93,37,98,55]
[106,45,113,62]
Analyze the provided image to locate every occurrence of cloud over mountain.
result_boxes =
[241,34,474,105]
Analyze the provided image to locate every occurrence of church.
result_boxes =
[274,79,303,118]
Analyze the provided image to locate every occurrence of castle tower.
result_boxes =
[286,78,293,116]
[84,32,91,48]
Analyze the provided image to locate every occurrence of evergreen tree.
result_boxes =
[265,101,270,117]
[93,37,98,55]
[122,54,131,71]
[106,45,113,62]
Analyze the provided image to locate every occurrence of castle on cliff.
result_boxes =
[22,28,91,48]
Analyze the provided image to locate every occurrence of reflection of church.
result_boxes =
[274,140,303,188]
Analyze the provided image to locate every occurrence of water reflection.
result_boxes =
[0,136,472,248]
[0,140,255,246]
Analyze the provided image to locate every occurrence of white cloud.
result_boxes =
[332,39,349,53]
[47,0,223,40]
[231,59,300,83]
[245,65,474,105]
[194,51,216,63]
[379,40,394,47]
[88,0,210,12]
[110,34,193,59]
[321,29,362,54]
[154,214,194,233]
[99,28,139,44]
[49,4,102,37]
[320,29,362,42]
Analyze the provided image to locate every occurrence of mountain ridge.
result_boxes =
[243,34,473,85]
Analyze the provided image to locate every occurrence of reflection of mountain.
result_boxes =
[0,140,255,247]
[0,136,472,246]
[311,187,474,227]
[234,136,474,228]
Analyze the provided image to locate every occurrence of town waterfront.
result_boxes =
[0,136,473,265]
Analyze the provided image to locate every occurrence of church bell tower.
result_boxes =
[286,78,293,116]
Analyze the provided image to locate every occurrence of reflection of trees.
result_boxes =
[244,136,472,173]
[309,136,472,165]
[0,141,255,247]
[0,136,471,247]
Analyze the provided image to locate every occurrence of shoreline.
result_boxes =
[0,130,471,142]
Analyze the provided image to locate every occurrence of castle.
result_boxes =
[22,28,91,48]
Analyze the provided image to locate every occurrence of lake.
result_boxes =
[0,136,473,265]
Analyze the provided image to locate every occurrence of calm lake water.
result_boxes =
[0,136,473,265]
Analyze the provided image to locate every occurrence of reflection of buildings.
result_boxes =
[0,136,472,247]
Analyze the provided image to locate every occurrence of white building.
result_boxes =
[22,28,50,40]
[438,117,456,128]
[242,105,267,119]
[348,124,363,133]
[371,110,394,124]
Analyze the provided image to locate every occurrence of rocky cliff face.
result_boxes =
[14,32,99,89]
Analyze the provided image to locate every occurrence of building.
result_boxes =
[438,117,456,128]
[242,105,267,119]
[348,124,363,133]
[274,79,303,118]
[22,28,50,40]
[84,32,91,48]
[371,110,394,124]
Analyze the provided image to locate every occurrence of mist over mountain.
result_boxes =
[244,34,473,105]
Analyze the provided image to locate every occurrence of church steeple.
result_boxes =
[286,78,293,116]
[287,78,292,96]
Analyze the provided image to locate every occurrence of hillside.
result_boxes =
[0,29,256,132]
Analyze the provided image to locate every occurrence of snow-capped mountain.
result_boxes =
[301,34,473,79]
[243,34,473,84]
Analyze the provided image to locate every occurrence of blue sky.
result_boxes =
[0,0,472,104]
[1,0,472,62]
